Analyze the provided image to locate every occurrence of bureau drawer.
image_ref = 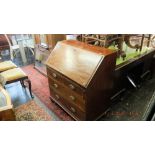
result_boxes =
[51,90,86,120]
[48,75,85,100]
[47,67,85,96]
[49,82,85,111]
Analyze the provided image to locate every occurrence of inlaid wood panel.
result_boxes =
[46,42,104,87]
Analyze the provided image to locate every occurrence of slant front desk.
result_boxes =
[46,40,117,120]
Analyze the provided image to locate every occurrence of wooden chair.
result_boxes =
[0,84,15,121]
[0,68,33,98]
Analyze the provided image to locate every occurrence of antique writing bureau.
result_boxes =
[46,40,117,120]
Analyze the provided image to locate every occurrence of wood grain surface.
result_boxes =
[46,41,104,87]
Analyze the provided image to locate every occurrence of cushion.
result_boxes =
[0,68,27,85]
[0,61,17,72]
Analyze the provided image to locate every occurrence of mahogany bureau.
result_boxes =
[46,40,117,120]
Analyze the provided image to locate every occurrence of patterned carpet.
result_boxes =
[21,65,73,121]
[15,100,52,121]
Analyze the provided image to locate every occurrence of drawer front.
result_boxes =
[51,89,86,120]
[49,81,85,111]
[48,77,85,104]
[47,67,85,96]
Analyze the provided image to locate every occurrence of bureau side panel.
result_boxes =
[86,52,117,120]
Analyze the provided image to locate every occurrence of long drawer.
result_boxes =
[47,67,85,96]
[49,82,86,111]
[50,88,86,120]
[48,74,85,103]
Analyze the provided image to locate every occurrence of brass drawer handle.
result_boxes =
[53,83,58,88]
[70,107,76,113]
[55,94,60,99]
[69,95,76,101]
[69,84,75,90]
[52,73,57,78]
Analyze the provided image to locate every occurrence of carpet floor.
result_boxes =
[22,64,73,121]
[15,100,52,121]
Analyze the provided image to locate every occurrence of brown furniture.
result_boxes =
[0,85,15,121]
[0,34,11,51]
[112,49,155,99]
[46,40,117,121]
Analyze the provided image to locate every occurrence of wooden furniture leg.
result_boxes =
[20,80,26,88]
[147,34,152,47]
[25,79,34,98]
[140,34,145,51]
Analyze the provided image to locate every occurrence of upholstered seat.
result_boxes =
[0,68,33,98]
[0,61,17,72]
[0,68,26,84]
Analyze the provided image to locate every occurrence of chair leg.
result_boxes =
[25,79,34,98]
[20,80,26,88]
